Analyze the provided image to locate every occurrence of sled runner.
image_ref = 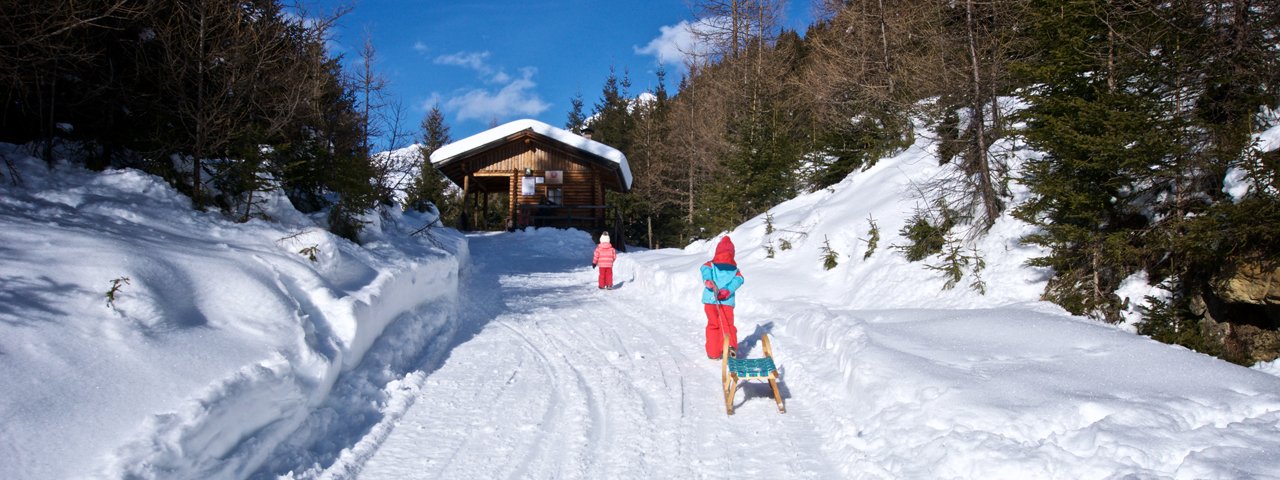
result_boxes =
[720,333,785,415]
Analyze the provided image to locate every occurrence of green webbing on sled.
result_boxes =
[727,357,776,378]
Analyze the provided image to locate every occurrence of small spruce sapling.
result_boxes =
[765,240,776,258]
[968,248,987,294]
[765,212,775,235]
[863,215,880,260]
[299,245,320,263]
[106,277,131,310]
[927,242,965,290]
[821,236,839,270]
[779,238,792,251]
[895,201,956,262]
[278,230,324,261]
[925,237,986,294]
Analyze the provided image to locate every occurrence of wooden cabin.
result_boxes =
[429,119,632,245]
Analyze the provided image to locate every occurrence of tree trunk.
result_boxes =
[878,0,893,95]
[966,0,998,230]
[192,4,207,209]
[687,158,695,226]
[647,215,654,249]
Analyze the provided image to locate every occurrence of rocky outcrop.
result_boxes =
[1213,321,1280,365]
[1213,262,1280,306]
[1192,263,1280,364]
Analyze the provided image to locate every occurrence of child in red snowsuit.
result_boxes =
[593,232,617,289]
[701,236,743,359]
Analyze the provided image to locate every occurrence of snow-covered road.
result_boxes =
[351,233,838,478]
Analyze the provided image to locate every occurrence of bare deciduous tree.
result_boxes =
[658,68,731,236]
[689,0,784,62]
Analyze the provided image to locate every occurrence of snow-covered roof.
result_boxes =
[429,119,633,189]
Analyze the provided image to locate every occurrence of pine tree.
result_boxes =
[406,104,456,225]
[617,69,678,248]
[278,57,364,214]
[1013,0,1280,332]
[565,91,587,133]
[588,66,635,154]
[653,65,669,103]
[1012,1,1169,322]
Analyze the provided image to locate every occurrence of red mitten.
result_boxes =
[717,289,730,300]
[705,280,716,290]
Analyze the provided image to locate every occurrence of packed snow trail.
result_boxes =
[304,231,842,479]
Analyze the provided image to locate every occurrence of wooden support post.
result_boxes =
[508,170,518,230]
[461,174,472,231]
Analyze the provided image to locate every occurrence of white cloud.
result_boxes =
[434,52,549,122]
[413,41,430,54]
[635,20,715,67]
[435,51,491,71]
[444,68,550,123]
[434,50,515,84]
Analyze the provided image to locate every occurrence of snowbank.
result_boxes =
[0,144,465,479]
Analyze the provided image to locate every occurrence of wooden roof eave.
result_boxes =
[433,129,629,193]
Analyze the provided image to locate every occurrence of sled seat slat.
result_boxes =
[727,357,776,378]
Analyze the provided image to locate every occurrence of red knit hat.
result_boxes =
[712,236,736,266]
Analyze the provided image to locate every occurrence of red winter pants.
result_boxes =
[598,267,613,289]
[704,303,738,358]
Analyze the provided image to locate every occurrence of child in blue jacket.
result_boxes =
[701,236,743,359]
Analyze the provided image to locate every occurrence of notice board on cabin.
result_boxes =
[545,170,563,184]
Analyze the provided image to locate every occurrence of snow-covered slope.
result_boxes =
[604,124,1280,478]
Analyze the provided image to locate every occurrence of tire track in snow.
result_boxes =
[492,317,574,480]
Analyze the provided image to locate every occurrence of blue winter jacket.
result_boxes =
[701,261,744,307]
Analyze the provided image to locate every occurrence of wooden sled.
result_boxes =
[720,334,785,415]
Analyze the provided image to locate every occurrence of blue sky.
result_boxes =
[308,0,814,141]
